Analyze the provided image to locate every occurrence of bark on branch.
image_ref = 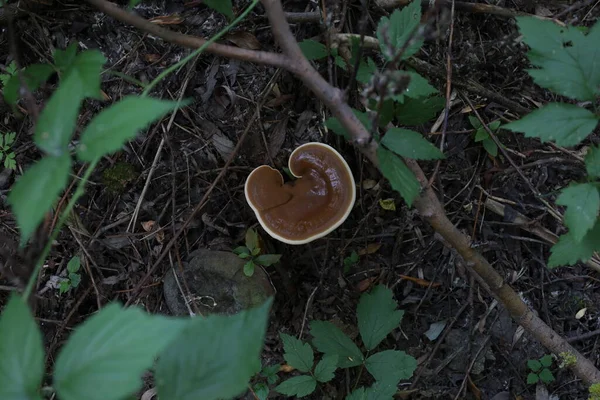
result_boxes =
[85,0,600,385]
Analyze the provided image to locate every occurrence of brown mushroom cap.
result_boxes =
[244,142,356,245]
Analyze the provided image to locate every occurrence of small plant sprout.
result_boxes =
[0,132,17,170]
[527,354,555,385]
[252,364,280,400]
[233,228,282,277]
[469,116,502,157]
[59,256,82,294]
[0,61,17,86]
[343,251,359,273]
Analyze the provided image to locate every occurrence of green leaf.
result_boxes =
[6,60,18,75]
[516,17,600,101]
[54,303,186,400]
[394,71,438,101]
[489,120,501,131]
[275,375,317,398]
[53,43,78,74]
[77,96,184,162]
[314,355,338,383]
[539,368,555,383]
[357,285,404,350]
[59,280,71,294]
[377,146,420,207]
[527,372,540,384]
[548,221,600,268]
[503,103,598,147]
[395,96,445,125]
[8,154,72,245]
[298,40,328,60]
[482,138,498,157]
[4,154,16,170]
[0,295,44,400]
[69,273,81,288]
[4,131,15,146]
[377,0,423,61]
[255,254,281,266]
[381,128,444,160]
[254,383,269,400]
[325,108,370,140]
[280,333,314,373]
[540,354,553,368]
[67,256,81,273]
[468,115,481,129]
[204,0,233,20]
[474,128,488,142]
[365,350,416,383]
[356,58,377,84]
[3,64,54,105]
[310,321,364,368]
[35,50,106,156]
[243,261,255,277]
[365,380,398,400]
[261,364,280,383]
[556,183,600,242]
[585,145,600,178]
[232,246,250,256]
[156,299,271,400]
[245,228,259,251]
[347,387,368,400]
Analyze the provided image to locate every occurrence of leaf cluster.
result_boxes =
[59,256,82,294]
[323,0,444,206]
[275,285,416,399]
[0,131,17,170]
[0,60,17,86]
[503,17,600,268]
[233,228,282,276]
[527,355,555,385]
[468,116,502,157]
[0,295,272,400]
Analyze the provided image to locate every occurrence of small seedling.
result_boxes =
[59,256,82,294]
[469,116,502,157]
[0,132,17,170]
[527,354,555,384]
[0,61,17,87]
[343,250,359,273]
[251,364,280,400]
[233,228,281,277]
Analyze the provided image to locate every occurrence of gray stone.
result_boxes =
[163,249,275,316]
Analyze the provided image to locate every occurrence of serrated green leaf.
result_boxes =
[299,40,328,60]
[67,256,81,273]
[585,145,600,178]
[255,254,281,266]
[3,64,53,105]
[53,43,78,74]
[482,138,498,157]
[243,261,255,277]
[395,96,445,125]
[381,128,444,160]
[394,71,437,102]
[35,50,106,156]
[0,295,44,400]
[275,375,316,398]
[8,154,72,245]
[357,58,377,84]
[516,17,600,101]
[365,350,417,383]
[254,383,269,400]
[156,299,271,400]
[314,355,338,383]
[325,109,370,139]
[377,0,423,61]
[204,0,233,20]
[245,228,259,251]
[365,380,398,400]
[59,280,70,294]
[377,146,420,207]
[357,285,404,350]
[539,368,555,383]
[54,303,186,400]
[4,132,15,146]
[280,333,314,373]
[527,372,540,384]
[540,354,553,368]
[503,103,598,147]
[347,387,368,400]
[310,321,364,368]
[548,221,600,268]
[77,96,184,162]
[556,183,600,242]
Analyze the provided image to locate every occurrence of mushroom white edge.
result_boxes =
[244,142,356,245]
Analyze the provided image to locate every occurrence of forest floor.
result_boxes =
[0,0,599,399]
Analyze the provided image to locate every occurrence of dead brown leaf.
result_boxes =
[141,221,155,232]
[225,31,261,50]
[358,243,382,256]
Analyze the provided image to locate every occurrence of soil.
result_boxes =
[0,0,599,399]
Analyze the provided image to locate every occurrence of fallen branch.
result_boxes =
[84,0,600,385]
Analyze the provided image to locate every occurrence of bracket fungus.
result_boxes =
[245,142,356,244]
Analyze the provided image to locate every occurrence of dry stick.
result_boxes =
[87,0,600,384]
[375,0,536,19]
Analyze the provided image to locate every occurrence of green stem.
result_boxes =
[23,158,99,300]
[141,0,260,97]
